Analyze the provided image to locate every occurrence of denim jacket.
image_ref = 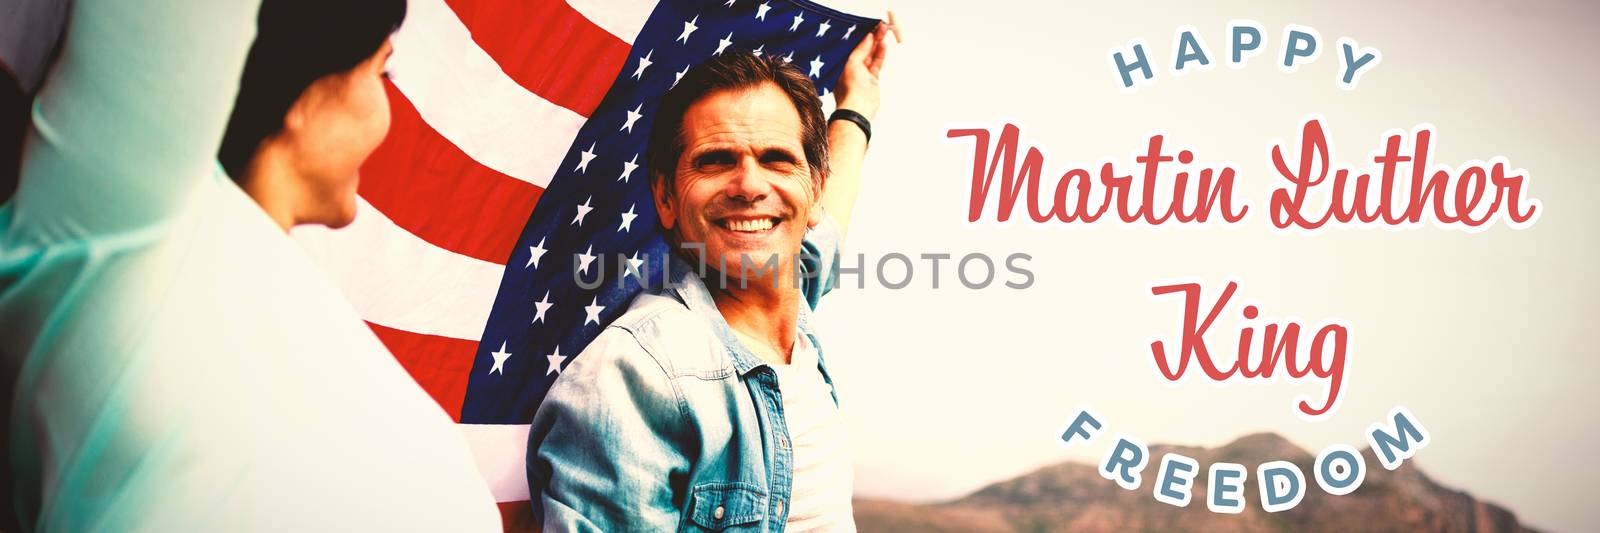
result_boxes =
[527,216,843,532]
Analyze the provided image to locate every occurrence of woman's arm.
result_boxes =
[11,0,261,241]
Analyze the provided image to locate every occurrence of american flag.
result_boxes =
[290,0,878,527]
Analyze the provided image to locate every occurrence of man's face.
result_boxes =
[654,82,822,285]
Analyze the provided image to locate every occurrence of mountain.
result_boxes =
[853,433,1537,533]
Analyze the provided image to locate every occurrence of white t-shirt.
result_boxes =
[735,330,856,532]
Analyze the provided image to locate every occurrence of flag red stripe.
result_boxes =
[442,0,630,117]
[497,501,538,532]
[360,80,544,265]
[367,321,477,421]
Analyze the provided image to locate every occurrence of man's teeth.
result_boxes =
[725,218,774,232]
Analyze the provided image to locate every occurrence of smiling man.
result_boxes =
[527,21,894,533]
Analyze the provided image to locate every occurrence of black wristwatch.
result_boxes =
[829,108,871,143]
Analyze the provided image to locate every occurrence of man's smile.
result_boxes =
[713,214,782,234]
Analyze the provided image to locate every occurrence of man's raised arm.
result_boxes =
[821,13,899,238]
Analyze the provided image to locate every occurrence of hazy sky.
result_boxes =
[814,1,1600,531]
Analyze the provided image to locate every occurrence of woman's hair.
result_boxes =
[218,0,407,179]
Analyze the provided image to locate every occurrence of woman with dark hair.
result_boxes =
[0,0,499,530]
[219,0,404,230]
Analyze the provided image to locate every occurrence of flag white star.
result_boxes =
[545,347,567,376]
[577,244,597,275]
[755,1,771,20]
[843,24,856,39]
[526,237,548,268]
[622,103,643,133]
[821,88,832,100]
[584,296,605,325]
[576,142,597,173]
[677,15,699,44]
[632,49,653,79]
[817,20,831,37]
[532,290,553,324]
[715,32,734,55]
[724,0,736,7]
[489,341,512,375]
[619,154,639,182]
[808,56,824,77]
[673,65,688,88]
[573,196,593,225]
[781,51,793,64]
[752,44,764,57]
[790,12,805,31]
[624,251,645,279]
[619,204,638,232]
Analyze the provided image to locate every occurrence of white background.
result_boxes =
[815,1,1600,531]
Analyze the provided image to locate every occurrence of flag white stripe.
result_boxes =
[460,423,534,502]
[292,198,501,342]
[566,0,657,45]
[390,0,586,189]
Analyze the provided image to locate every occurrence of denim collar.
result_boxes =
[663,254,816,377]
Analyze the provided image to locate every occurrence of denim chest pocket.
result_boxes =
[685,482,767,531]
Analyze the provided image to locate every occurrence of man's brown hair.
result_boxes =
[645,52,829,196]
